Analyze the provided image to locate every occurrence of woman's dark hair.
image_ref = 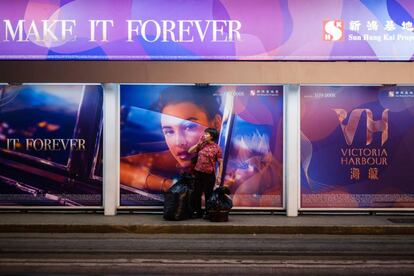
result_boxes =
[204,128,219,142]
[158,86,221,120]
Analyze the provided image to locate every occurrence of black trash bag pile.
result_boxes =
[163,173,195,221]
[206,186,233,212]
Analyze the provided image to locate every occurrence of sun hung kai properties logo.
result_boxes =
[323,19,414,43]
[388,90,414,98]
[323,20,344,41]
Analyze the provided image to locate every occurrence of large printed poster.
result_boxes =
[120,85,283,208]
[301,86,414,208]
[0,0,414,61]
[0,85,103,206]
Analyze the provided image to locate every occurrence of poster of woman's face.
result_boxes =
[120,85,283,208]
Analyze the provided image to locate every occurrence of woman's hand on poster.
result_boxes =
[120,161,174,192]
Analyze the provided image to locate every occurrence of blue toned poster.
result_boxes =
[0,85,103,206]
[120,85,283,208]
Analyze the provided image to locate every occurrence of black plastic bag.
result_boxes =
[163,173,195,221]
[206,186,233,212]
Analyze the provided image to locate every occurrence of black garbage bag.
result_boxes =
[206,186,233,212]
[163,173,195,221]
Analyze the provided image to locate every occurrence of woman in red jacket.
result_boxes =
[188,128,223,218]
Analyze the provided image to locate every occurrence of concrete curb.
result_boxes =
[1,224,414,235]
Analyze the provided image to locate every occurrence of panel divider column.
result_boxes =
[285,85,300,217]
[103,83,120,215]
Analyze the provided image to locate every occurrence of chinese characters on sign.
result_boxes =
[325,19,414,43]
[350,167,379,181]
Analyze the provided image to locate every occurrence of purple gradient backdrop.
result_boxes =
[301,86,414,208]
[0,0,413,60]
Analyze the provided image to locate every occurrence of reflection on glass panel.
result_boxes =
[0,85,83,165]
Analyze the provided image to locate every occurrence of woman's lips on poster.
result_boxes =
[177,151,191,160]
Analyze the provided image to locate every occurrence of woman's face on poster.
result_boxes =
[160,102,213,168]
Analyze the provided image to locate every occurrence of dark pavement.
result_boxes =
[1,233,414,275]
[0,213,413,275]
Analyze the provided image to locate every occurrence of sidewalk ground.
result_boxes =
[0,212,413,234]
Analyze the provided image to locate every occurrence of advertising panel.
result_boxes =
[0,0,413,60]
[301,86,414,208]
[120,85,283,208]
[0,84,103,206]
